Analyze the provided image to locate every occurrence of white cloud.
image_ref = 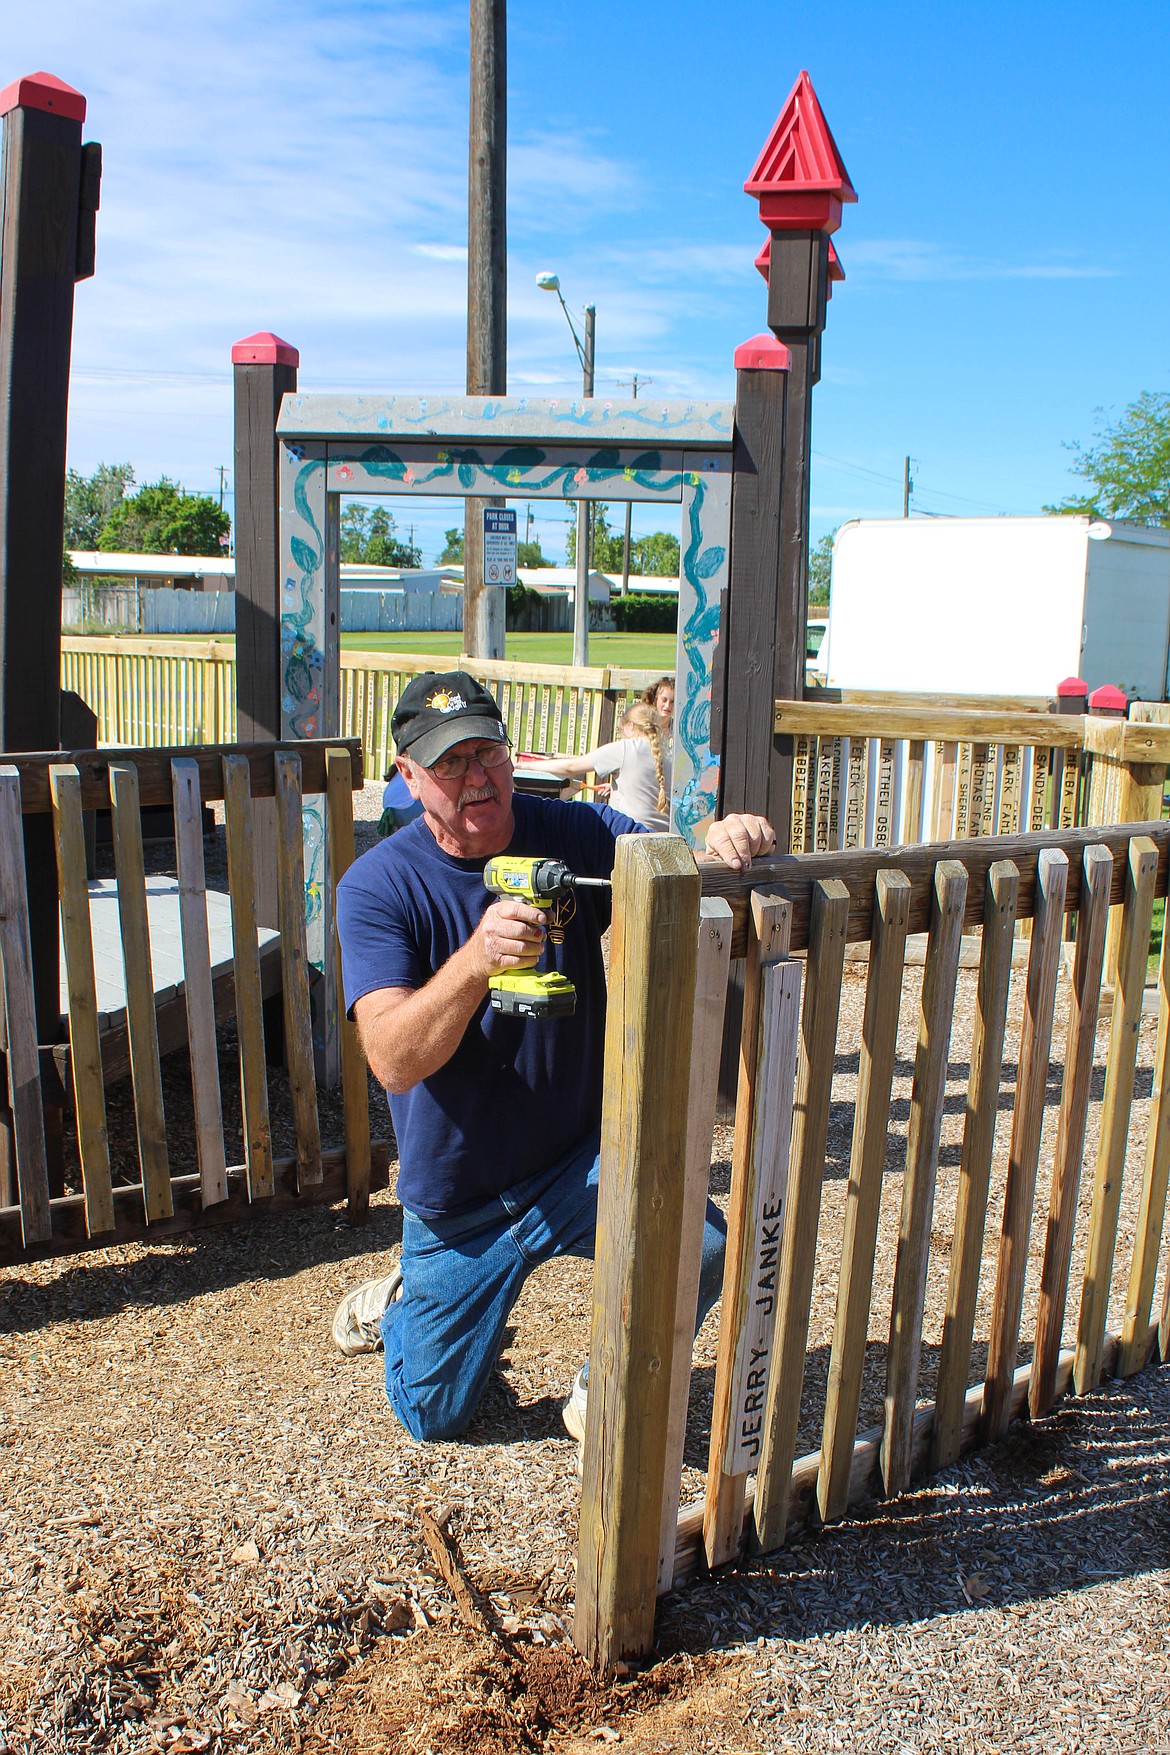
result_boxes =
[845,239,1120,283]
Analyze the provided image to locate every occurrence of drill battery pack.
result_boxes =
[488,970,577,1019]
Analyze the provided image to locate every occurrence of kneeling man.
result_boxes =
[333,671,773,1449]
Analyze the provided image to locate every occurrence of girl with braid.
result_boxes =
[529,699,673,831]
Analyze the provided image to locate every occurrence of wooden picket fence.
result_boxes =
[574,811,1170,1670]
[777,700,1091,853]
[60,637,659,773]
[0,739,381,1264]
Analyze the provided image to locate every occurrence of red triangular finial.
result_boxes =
[745,71,856,233]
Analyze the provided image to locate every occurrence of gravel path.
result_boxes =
[2,793,1168,1752]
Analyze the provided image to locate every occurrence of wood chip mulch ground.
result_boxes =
[3,784,1169,1752]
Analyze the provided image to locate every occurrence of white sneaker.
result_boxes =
[562,1367,588,1472]
[331,1266,402,1357]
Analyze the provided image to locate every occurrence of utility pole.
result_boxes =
[574,302,596,667]
[615,373,650,597]
[218,464,228,512]
[903,455,913,518]
[464,0,507,658]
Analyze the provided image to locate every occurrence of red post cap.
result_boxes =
[1056,676,1088,698]
[231,331,299,368]
[734,333,791,372]
[745,70,856,235]
[0,71,86,123]
[1088,684,1128,715]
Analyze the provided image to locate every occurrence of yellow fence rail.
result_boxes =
[60,638,661,775]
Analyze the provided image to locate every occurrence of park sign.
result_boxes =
[483,507,517,586]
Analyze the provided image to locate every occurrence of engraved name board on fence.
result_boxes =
[872,738,896,848]
[998,743,1023,836]
[843,738,867,849]
[724,959,802,1474]
[1029,747,1051,833]
[954,744,973,837]
[970,743,997,836]
[791,736,813,853]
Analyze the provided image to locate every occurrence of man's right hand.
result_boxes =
[467,898,547,981]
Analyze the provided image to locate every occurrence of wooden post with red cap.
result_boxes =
[744,71,856,732]
[0,71,99,1199]
[715,332,791,825]
[232,331,300,931]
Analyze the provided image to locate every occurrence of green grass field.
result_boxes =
[338,630,677,671]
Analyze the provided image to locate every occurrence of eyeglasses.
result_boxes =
[428,741,512,781]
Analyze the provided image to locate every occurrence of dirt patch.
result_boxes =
[308,1631,746,1755]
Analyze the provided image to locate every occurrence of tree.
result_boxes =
[64,461,136,549]
[629,530,680,577]
[808,530,836,606]
[517,539,547,568]
[339,502,421,568]
[99,476,230,555]
[1045,391,1170,526]
[438,528,464,564]
[566,503,625,571]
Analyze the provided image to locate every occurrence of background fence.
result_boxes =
[62,588,465,637]
[60,637,660,772]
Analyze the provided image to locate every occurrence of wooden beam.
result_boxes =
[574,835,700,1672]
[172,760,228,1209]
[703,890,792,1568]
[1028,846,1113,1418]
[657,897,732,1593]
[931,860,1019,1472]
[1075,836,1159,1393]
[108,764,171,1221]
[719,359,788,824]
[0,91,87,1040]
[5,738,363,815]
[0,769,49,1245]
[818,868,912,1520]
[0,1142,391,1265]
[1117,899,1170,1376]
[979,850,1067,1444]
[326,747,372,1222]
[273,754,322,1189]
[233,342,299,929]
[750,878,849,1553]
[222,756,275,1202]
[881,860,967,1499]
[698,819,1170,958]
[774,701,1084,749]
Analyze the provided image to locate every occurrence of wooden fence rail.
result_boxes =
[0,738,382,1265]
[60,637,660,774]
[576,811,1170,1669]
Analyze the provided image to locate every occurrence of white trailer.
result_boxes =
[825,515,1170,700]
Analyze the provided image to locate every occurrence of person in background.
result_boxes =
[641,675,674,732]
[530,701,671,832]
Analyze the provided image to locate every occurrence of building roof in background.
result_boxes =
[67,553,461,591]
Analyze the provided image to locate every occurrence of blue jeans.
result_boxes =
[381,1128,727,1441]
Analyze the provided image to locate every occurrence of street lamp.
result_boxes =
[537,270,595,666]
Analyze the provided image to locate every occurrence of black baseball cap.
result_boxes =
[391,670,508,767]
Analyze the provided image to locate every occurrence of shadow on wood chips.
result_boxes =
[307,1630,731,1754]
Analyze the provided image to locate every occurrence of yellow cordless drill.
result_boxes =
[482,856,610,1019]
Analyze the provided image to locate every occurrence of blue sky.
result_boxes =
[9,0,1170,565]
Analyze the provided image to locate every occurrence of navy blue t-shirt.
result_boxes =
[336,794,644,1219]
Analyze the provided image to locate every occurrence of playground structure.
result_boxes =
[1,58,1168,1684]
